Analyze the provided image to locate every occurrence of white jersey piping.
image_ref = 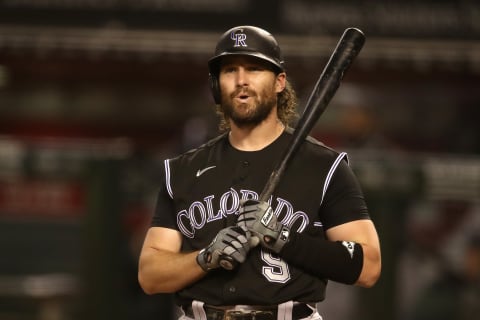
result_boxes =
[320,152,348,206]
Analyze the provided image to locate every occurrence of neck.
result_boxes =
[228,113,285,151]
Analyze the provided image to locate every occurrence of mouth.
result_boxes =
[233,89,253,103]
[236,93,250,103]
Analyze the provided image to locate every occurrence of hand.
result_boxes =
[196,226,251,272]
[237,200,290,253]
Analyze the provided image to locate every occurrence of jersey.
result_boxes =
[151,128,370,306]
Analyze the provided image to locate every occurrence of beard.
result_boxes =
[220,85,277,128]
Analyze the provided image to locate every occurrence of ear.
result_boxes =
[275,72,286,93]
[209,73,221,104]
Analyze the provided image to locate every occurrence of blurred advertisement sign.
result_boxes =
[0,180,85,217]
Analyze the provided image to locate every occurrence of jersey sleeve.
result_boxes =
[320,156,370,230]
[150,159,178,230]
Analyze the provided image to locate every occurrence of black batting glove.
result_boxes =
[237,200,290,254]
[196,226,251,272]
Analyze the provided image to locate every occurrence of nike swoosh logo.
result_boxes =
[196,166,216,177]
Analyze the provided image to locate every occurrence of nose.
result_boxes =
[235,67,248,87]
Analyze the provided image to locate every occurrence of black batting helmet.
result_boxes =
[208,26,284,104]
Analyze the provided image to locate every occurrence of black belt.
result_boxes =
[183,303,313,320]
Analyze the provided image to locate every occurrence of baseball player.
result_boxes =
[138,26,381,320]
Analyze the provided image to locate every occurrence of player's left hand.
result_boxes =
[237,200,290,253]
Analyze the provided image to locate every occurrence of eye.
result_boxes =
[247,65,265,72]
[221,65,236,73]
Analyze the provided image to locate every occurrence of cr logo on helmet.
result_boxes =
[231,29,247,47]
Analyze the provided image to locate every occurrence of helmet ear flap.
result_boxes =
[209,73,221,104]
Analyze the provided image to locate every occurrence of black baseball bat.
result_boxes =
[259,27,366,201]
[220,27,365,270]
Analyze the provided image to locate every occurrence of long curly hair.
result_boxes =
[216,79,298,132]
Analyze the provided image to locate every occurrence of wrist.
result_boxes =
[263,224,290,253]
[196,248,211,272]
[272,224,291,253]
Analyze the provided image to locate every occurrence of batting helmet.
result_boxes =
[208,26,285,104]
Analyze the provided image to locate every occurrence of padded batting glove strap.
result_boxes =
[237,200,290,253]
[196,226,250,272]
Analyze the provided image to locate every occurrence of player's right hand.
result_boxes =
[196,226,251,272]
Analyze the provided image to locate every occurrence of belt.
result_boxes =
[183,303,313,320]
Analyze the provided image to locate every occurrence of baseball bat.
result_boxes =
[220,27,366,270]
[259,27,365,201]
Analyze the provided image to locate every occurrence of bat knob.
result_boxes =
[219,256,236,270]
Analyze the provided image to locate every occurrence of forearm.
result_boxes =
[280,232,362,284]
[279,230,380,287]
[138,248,205,294]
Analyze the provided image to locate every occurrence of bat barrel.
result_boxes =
[259,28,365,202]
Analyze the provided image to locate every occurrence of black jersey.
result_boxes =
[151,129,370,306]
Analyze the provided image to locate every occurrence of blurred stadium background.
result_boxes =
[0,1,479,320]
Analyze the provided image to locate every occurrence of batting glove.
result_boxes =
[196,226,250,272]
[237,200,290,253]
